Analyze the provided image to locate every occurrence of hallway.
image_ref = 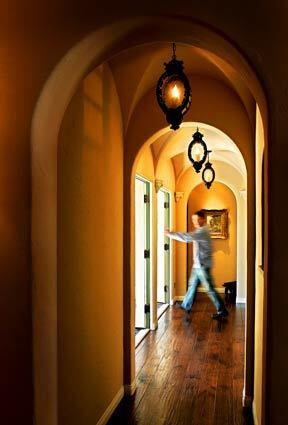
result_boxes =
[109,296,252,425]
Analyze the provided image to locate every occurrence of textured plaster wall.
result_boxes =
[58,64,123,425]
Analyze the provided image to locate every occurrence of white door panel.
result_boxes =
[157,191,165,303]
[157,190,170,305]
[135,179,146,328]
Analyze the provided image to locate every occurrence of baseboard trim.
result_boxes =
[236,297,246,304]
[150,321,158,331]
[197,287,225,294]
[96,386,124,425]
[174,287,225,302]
[157,303,169,320]
[174,296,184,302]
[124,379,137,396]
[135,328,150,347]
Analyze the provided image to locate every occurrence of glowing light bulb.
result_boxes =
[204,169,213,182]
[193,144,202,162]
[171,84,180,99]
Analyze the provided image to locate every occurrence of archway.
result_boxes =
[131,121,248,396]
[31,16,268,425]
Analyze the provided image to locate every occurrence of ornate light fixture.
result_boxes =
[202,150,215,189]
[187,128,208,173]
[156,43,191,130]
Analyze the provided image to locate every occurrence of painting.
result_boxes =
[203,209,228,239]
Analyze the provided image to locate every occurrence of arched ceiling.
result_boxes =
[151,122,247,184]
[108,42,254,130]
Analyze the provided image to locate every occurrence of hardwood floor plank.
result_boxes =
[108,296,247,425]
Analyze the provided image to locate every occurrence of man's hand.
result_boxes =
[164,227,171,236]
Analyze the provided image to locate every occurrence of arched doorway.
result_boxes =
[31,17,268,425]
[131,120,248,401]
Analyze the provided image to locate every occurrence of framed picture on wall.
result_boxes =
[203,209,228,239]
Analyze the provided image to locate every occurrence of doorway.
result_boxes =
[31,18,268,424]
[157,189,171,318]
[135,176,151,346]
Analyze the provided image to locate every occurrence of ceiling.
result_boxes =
[150,122,247,184]
[108,42,250,186]
[108,42,254,130]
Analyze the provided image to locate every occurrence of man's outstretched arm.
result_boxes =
[165,230,194,243]
[165,228,208,243]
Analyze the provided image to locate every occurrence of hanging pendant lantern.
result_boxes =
[188,128,208,173]
[202,151,215,189]
[156,43,191,131]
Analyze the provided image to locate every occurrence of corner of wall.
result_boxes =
[96,386,124,425]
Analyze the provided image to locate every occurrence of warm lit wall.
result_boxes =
[136,146,176,192]
[155,156,176,191]
[136,146,154,181]
[187,182,237,288]
[58,64,123,425]
[253,105,265,425]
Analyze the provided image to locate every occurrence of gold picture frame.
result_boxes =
[203,209,228,239]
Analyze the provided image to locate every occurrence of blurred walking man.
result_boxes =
[165,210,228,320]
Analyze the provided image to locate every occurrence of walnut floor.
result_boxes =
[108,295,253,425]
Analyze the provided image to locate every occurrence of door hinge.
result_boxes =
[164,285,168,293]
[164,243,169,251]
[144,249,150,259]
[144,194,150,203]
[145,304,150,314]
[164,201,169,209]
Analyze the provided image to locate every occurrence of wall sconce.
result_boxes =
[202,150,215,189]
[188,129,208,173]
[174,191,184,203]
[155,179,164,193]
[156,43,192,131]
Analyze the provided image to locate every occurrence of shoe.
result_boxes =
[211,308,229,319]
[181,305,191,314]
[183,314,191,323]
[175,302,190,313]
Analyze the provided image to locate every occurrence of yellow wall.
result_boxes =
[58,64,123,425]
[187,182,237,288]
[156,157,176,191]
[136,146,155,181]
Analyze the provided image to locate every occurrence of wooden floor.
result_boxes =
[108,295,253,425]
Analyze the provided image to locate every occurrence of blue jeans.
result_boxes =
[181,267,225,312]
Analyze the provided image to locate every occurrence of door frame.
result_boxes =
[157,187,172,307]
[135,174,153,331]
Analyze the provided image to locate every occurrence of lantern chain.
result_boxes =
[172,42,176,60]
